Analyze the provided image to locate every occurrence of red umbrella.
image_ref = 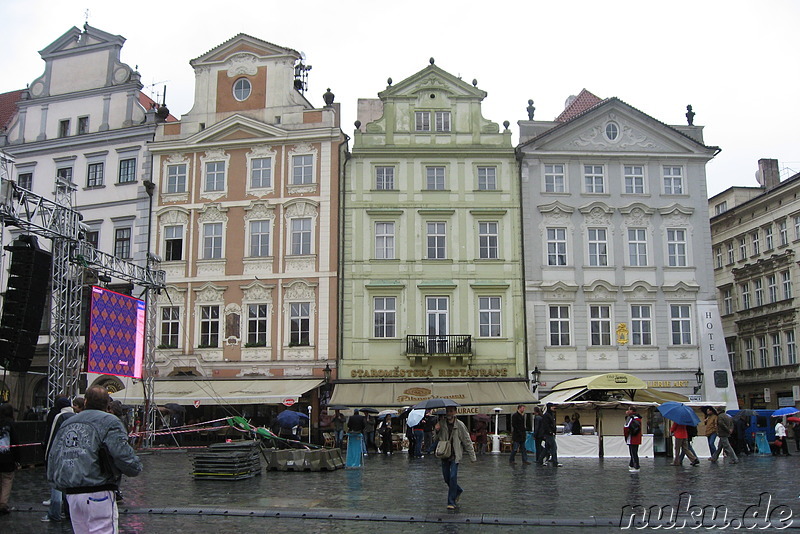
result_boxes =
[787,416,800,423]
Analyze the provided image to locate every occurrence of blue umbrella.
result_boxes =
[275,410,308,428]
[772,407,800,417]
[406,409,426,428]
[657,401,701,426]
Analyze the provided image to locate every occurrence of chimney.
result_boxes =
[755,159,780,189]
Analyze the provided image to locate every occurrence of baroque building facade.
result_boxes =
[518,91,736,407]
[332,60,535,412]
[0,24,167,409]
[146,35,343,415]
[709,159,800,410]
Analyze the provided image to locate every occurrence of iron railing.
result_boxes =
[406,335,472,355]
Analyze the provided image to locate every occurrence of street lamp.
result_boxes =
[530,366,541,393]
[693,367,704,394]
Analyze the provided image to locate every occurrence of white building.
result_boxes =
[518,90,736,408]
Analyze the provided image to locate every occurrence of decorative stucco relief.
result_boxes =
[226,53,259,77]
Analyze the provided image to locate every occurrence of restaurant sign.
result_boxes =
[350,367,509,379]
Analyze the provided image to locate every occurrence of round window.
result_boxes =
[605,122,619,141]
[233,78,252,101]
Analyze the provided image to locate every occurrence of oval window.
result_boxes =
[233,78,252,101]
[605,122,619,141]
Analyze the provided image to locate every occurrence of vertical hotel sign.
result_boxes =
[87,286,147,379]
[696,300,737,409]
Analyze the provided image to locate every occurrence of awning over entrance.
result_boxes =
[329,381,538,413]
[538,387,587,404]
[110,379,323,406]
[552,373,647,392]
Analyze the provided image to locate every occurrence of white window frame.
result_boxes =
[166,163,187,194]
[772,332,783,366]
[715,247,723,269]
[290,217,313,255]
[246,303,269,346]
[765,225,774,250]
[479,296,502,337]
[250,157,272,189]
[544,164,565,193]
[768,274,778,303]
[426,221,446,259]
[199,305,220,348]
[727,242,734,265]
[233,77,252,101]
[583,165,605,194]
[670,304,692,345]
[758,336,768,367]
[723,288,733,315]
[624,165,644,194]
[546,227,567,266]
[795,216,800,240]
[375,222,395,260]
[164,225,184,262]
[477,166,497,191]
[292,154,314,185]
[289,302,311,346]
[787,330,797,365]
[741,282,751,310]
[159,306,180,349]
[415,111,431,132]
[739,238,747,261]
[376,166,395,190]
[745,338,755,369]
[435,111,451,132]
[374,296,397,338]
[249,219,271,258]
[754,278,764,307]
[663,166,683,194]
[780,220,788,246]
[478,221,499,259]
[548,305,571,346]
[631,305,653,346]
[783,270,793,299]
[666,228,687,267]
[751,230,760,255]
[589,304,612,346]
[587,227,608,267]
[426,166,446,190]
[628,228,648,266]
[203,222,223,259]
[205,161,225,192]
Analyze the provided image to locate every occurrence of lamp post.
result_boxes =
[693,368,704,395]
[530,366,541,393]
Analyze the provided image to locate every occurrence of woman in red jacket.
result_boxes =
[623,407,642,472]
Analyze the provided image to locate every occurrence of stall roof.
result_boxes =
[110,378,323,406]
[552,373,647,391]
[329,380,537,412]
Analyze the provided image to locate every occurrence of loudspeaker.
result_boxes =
[0,235,52,372]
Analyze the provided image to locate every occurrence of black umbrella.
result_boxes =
[412,398,460,410]
[326,404,350,411]
[359,407,379,414]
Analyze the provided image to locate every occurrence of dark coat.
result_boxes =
[511,411,527,442]
[348,413,366,433]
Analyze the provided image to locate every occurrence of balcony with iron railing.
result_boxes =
[405,334,472,365]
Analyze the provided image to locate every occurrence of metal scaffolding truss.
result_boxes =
[0,168,165,442]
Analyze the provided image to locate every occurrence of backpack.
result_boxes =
[629,418,641,437]
[687,424,698,439]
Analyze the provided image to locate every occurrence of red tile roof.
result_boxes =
[555,89,603,122]
[0,89,24,130]
[138,92,178,122]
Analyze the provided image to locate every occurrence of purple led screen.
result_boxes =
[87,286,146,379]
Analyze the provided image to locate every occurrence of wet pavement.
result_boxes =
[1,446,798,533]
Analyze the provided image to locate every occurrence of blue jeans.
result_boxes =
[440,459,462,506]
[48,487,63,520]
[509,440,528,463]
[543,435,558,464]
[413,429,425,457]
[707,433,718,457]
[334,429,344,448]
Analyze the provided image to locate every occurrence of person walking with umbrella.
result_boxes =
[434,404,476,510]
[709,407,738,463]
[657,401,699,466]
[773,417,791,456]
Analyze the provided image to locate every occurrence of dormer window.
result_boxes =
[233,78,252,101]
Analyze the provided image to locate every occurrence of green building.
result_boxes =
[332,60,535,413]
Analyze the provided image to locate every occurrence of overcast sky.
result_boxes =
[1,0,798,196]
